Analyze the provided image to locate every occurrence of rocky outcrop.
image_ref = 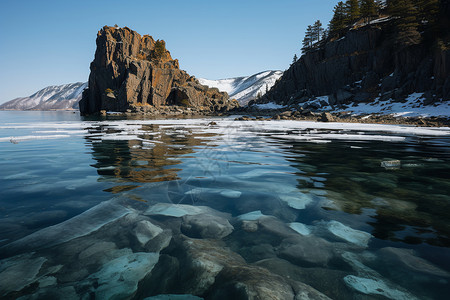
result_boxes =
[79,26,238,115]
[256,20,450,108]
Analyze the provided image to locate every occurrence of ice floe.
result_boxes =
[0,134,71,143]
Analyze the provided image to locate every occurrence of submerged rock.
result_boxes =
[324,220,372,247]
[208,264,330,300]
[378,247,450,278]
[0,200,131,257]
[255,257,354,300]
[185,187,242,199]
[17,286,79,300]
[241,220,259,232]
[279,193,313,210]
[145,203,229,219]
[0,254,46,297]
[86,251,159,299]
[219,189,242,199]
[78,241,117,261]
[133,220,164,246]
[181,214,234,239]
[341,252,421,300]
[146,235,330,300]
[236,210,266,221]
[277,235,334,267]
[144,295,203,300]
[289,222,312,236]
[343,275,419,300]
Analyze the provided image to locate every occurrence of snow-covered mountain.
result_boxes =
[0,82,87,110]
[0,70,282,110]
[199,70,283,105]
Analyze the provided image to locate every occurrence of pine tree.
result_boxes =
[329,1,348,35]
[415,0,439,36]
[322,28,329,41]
[301,25,314,52]
[389,0,421,46]
[360,0,377,24]
[346,0,361,23]
[292,54,298,64]
[313,20,324,41]
[375,0,384,11]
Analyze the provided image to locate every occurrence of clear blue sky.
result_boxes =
[0,0,337,104]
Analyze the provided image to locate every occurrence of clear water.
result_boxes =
[1,111,450,299]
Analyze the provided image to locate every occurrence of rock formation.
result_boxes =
[256,18,450,108]
[79,26,238,115]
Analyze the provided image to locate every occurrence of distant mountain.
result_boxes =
[0,70,283,111]
[198,70,283,105]
[0,82,87,110]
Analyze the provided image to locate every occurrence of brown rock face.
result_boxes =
[79,26,237,115]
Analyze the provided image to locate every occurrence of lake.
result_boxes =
[1,111,449,299]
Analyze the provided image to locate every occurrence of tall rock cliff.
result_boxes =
[257,19,450,108]
[79,26,238,115]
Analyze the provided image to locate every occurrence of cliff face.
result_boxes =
[79,26,237,115]
[258,21,450,107]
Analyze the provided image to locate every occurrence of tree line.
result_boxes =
[297,0,442,60]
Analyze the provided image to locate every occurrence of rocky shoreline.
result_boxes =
[235,108,450,127]
[98,105,450,127]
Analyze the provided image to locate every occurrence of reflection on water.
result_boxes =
[285,140,450,248]
[87,124,218,185]
[1,112,450,299]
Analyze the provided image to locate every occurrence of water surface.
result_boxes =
[1,111,449,299]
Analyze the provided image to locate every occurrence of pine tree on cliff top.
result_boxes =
[388,0,421,46]
[346,0,361,23]
[360,0,377,24]
[329,1,348,36]
[313,20,324,41]
[415,0,440,38]
[302,25,314,52]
